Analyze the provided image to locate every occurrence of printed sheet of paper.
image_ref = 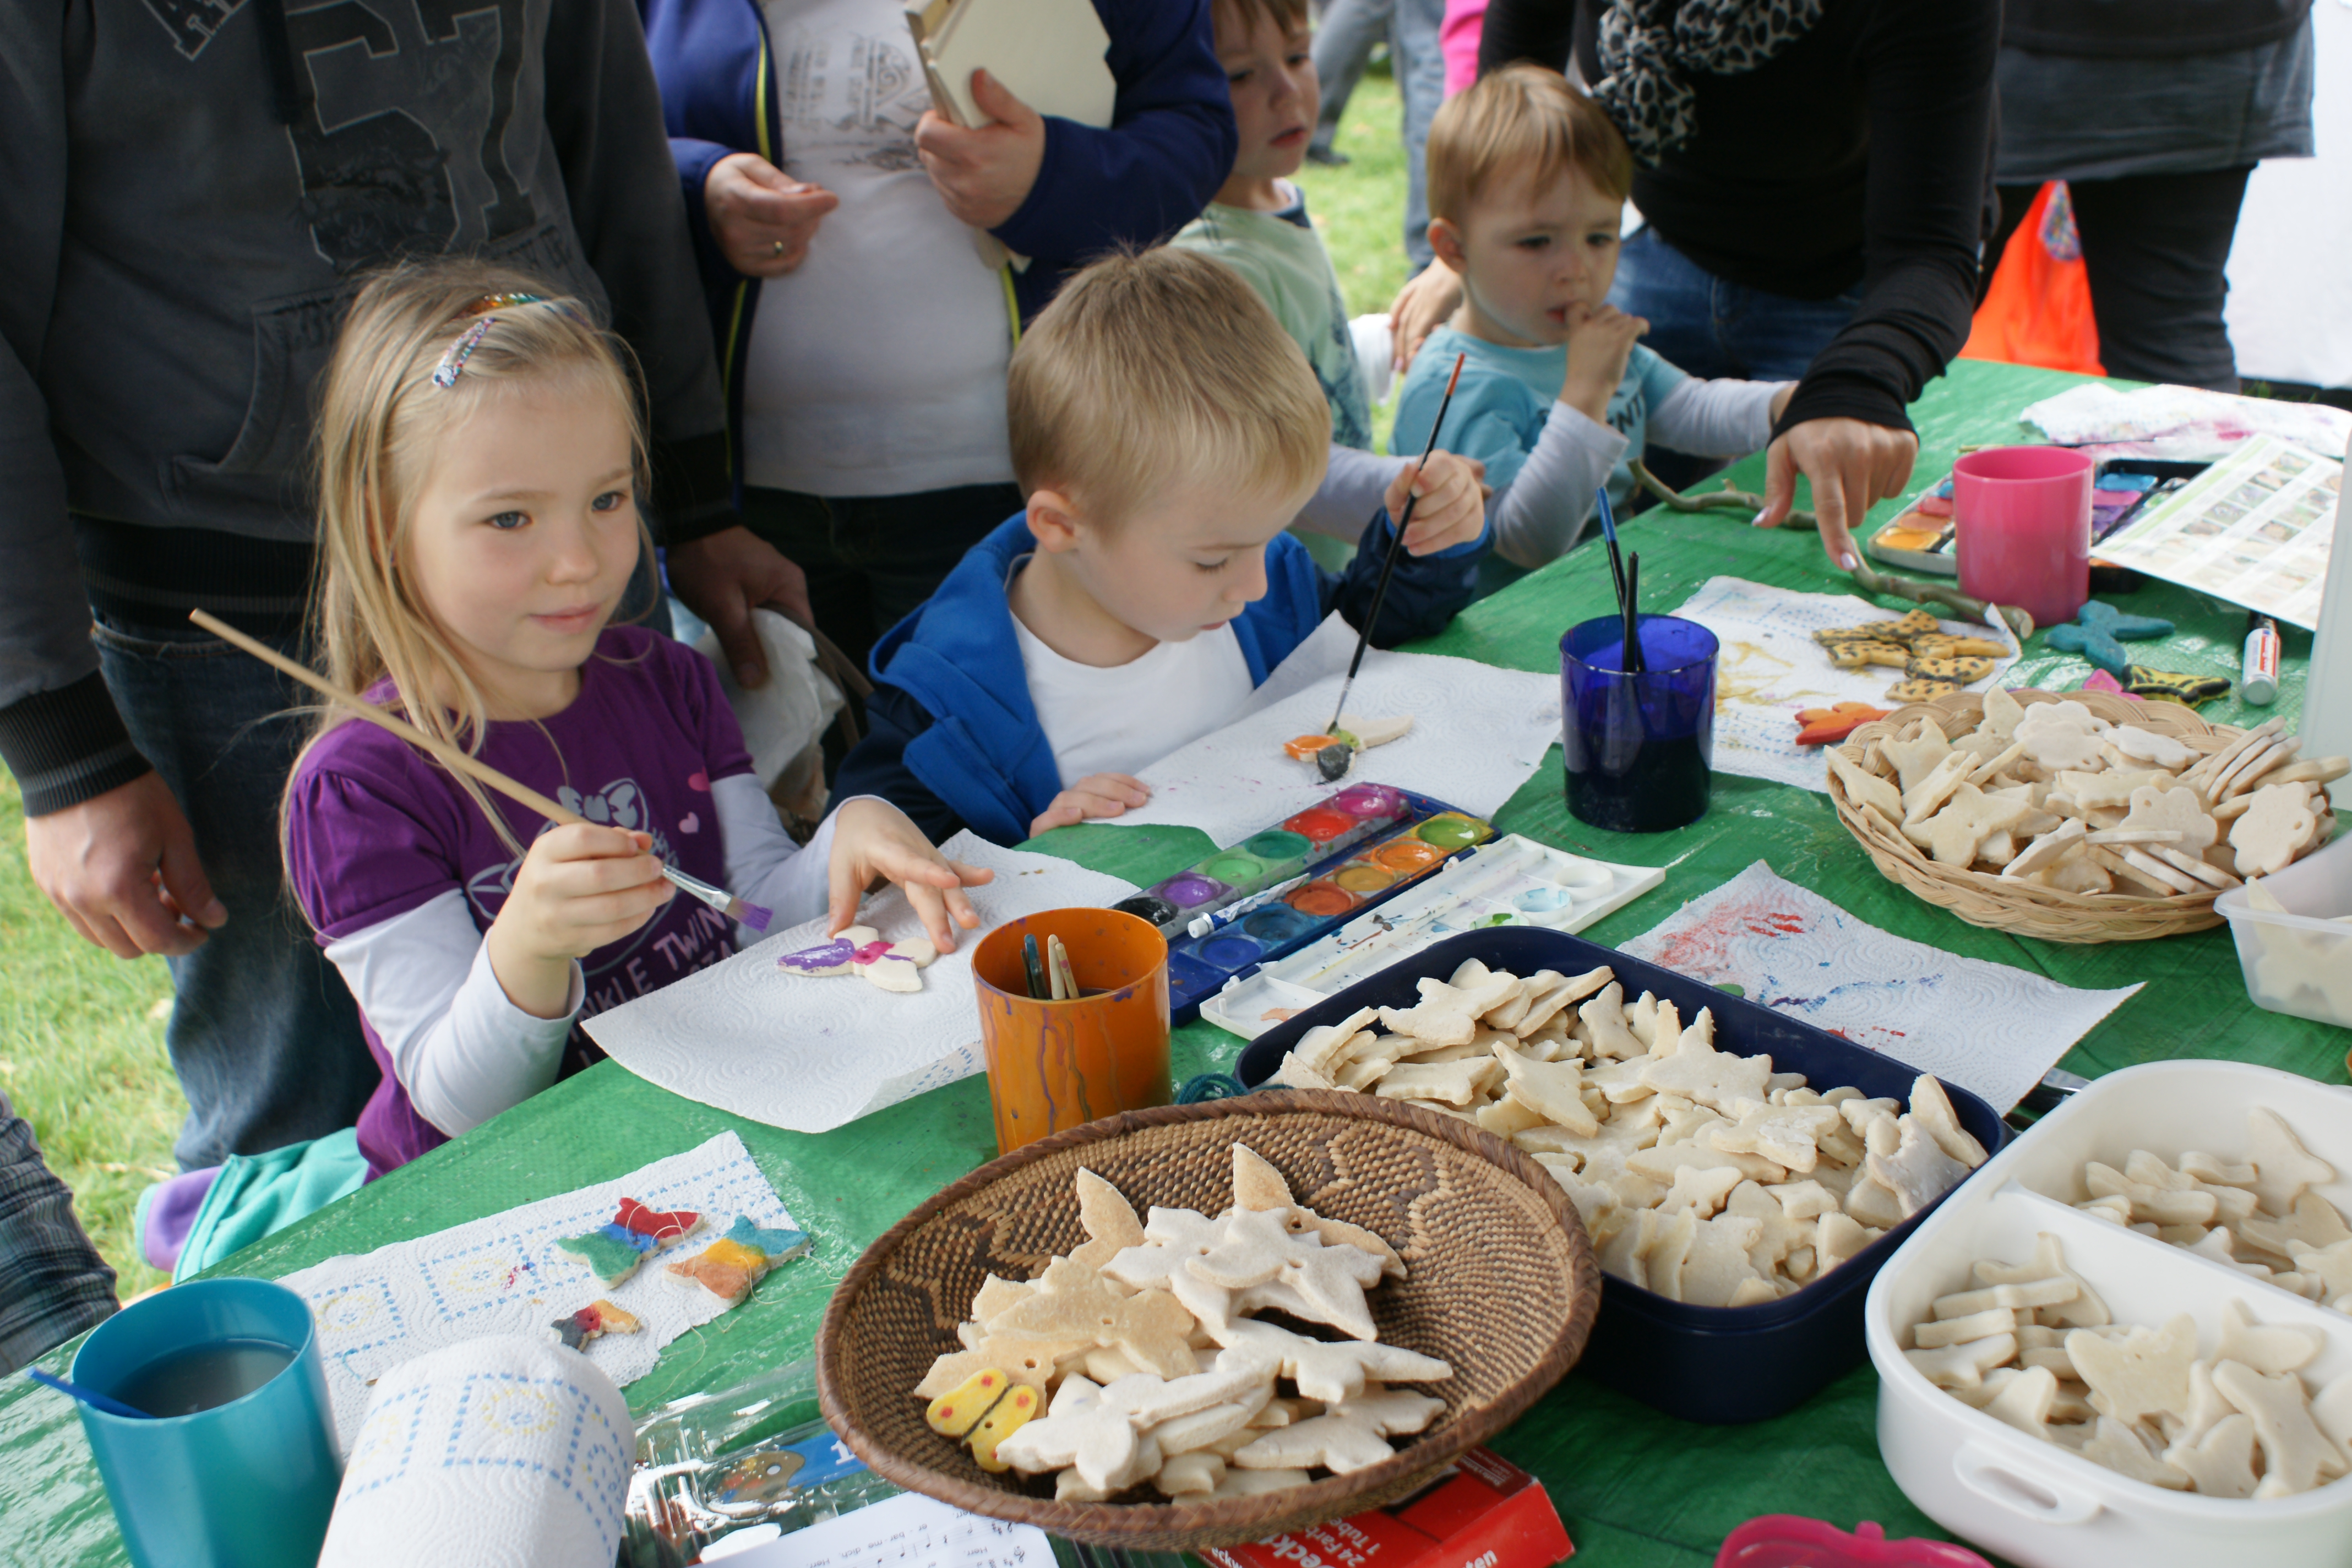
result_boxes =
[1109,613,1562,847]
[584,835,1135,1131]
[1621,862,2139,1109]
[1667,577,2019,796]
[712,1490,1058,1568]
[281,1133,793,1444]
[2090,434,2341,629]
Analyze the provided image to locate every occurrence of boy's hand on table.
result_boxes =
[1387,260,1463,372]
[1756,416,1920,572]
[1560,303,1647,426]
[916,70,1047,232]
[667,526,815,690]
[827,798,992,951]
[1387,451,1488,554]
[705,154,839,277]
[1029,774,1151,839]
[488,825,671,1017]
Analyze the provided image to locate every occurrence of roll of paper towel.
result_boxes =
[317,1335,634,1567]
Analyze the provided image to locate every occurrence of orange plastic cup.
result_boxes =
[971,908,1173,1156]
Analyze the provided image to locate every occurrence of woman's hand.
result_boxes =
[1756,416,1921,571]
[1028,774,1151,839]
[1388,260,1465,372]
[1386,450,1488,554]
[486,824,672,1018]
[705,152,839,278]
[826,798,993,950]
[914,70,1047,231]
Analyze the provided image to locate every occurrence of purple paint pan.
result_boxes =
[1146,872,1231,912]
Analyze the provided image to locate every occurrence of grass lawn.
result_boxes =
[0,68,1421,1303]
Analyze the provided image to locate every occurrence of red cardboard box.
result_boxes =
[1200,1450,1572,1568]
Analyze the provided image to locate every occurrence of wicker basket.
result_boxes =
[814,1091,1600,1550]
[1826,689,2330,944]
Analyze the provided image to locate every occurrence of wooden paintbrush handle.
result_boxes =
[188,608,586,829]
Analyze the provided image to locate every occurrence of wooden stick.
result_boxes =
[189,608,584,829]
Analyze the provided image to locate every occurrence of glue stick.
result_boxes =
[2242,613,2280,706]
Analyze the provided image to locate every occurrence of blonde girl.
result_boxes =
[281,260,986,1178]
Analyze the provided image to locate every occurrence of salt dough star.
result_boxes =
[2247,1107,2336,1217]
[1210,1317,1453,1405]
[1913,782,2032,868]
[1105,1207,1230,1292]
[988,1257,1197,1378]
[1228,1145,1403,1277]
[1494,1044,1598,1136]
[1230,1410,1398,1474]
[1190,1208,1385,1341]
[2067,1314,2197,1426]
[1638,1033,1773,1113]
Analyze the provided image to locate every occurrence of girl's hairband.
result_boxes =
[430,293,584,389]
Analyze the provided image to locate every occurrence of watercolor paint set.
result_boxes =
[1196,834,1664,1040]
[1109,785,1495,1021]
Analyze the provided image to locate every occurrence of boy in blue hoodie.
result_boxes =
[836,249,1490,845]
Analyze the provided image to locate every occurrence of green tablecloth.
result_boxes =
[4,360,2336,1567]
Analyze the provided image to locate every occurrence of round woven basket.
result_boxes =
[1826,688,2329,944]
[814,1091,1600,1550]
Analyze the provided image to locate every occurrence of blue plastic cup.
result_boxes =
[1560,613,1718,832]
[69,1276,342,1568]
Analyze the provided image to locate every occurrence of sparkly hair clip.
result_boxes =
[431,316,498,389]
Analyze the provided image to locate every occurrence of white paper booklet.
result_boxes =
[907,0,1114,129]
[2090,434,2340,630]
[710,1490,1055,1568]
[583,834,1135,1132]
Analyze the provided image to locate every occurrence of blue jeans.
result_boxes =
[90,613,378,1172]
[1394,0,1447,271]
[1609,226,1864,384]
[1310,0,1389,153]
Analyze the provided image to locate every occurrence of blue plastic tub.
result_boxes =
[1233,927,2008,1424]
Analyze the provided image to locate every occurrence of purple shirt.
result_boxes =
[284,627,753,1176]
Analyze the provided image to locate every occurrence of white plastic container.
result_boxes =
[2214,830,2352,1030]
[1866,1060,2352,1568]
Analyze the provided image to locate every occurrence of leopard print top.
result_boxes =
[1593,0,1827,164]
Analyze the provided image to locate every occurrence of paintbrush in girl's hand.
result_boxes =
[1326,350,1468,737]
[188,608,774,932]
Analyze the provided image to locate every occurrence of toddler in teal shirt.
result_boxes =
[1393,66,1795,594]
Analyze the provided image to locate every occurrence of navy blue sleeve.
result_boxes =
[991,0,1237,268]
[835,687,970,847]
[1319,513,1489,649]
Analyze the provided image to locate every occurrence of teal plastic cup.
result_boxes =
[69,1276,342,1567]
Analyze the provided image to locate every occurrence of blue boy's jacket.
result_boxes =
[838,512,1491,846]
[636,0,1236,459]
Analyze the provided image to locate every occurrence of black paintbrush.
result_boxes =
[1623,551,1642,673]
[1325,351,1468,736]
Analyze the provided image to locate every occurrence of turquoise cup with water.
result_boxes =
[69,1276,342,1567]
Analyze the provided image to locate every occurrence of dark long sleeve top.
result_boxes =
[1478,0,1997,442]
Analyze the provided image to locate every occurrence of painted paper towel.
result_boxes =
[317,1336,631,1568]
[584,834,1136,1131]
[1667,577,2019,794]
[1622,862,2138,1109]
[283,1132,793,1443]
[1110,613,1561,846]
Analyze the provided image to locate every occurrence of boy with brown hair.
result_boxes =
[1393,64,1795,592]
[835,248,1489,846]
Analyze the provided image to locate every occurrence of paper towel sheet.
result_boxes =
[1621,862,2139,1109]
[319,1337,632,1567]
[582,834,1137,1132]
[1108,613,1562,846]
[1666,576,2019,795]
[283,1132,794,1444]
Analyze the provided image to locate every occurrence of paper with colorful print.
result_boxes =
[1108,612,1564,847]
[583,834,1136,1131]
[1667,576,2021,794]
[280,1132,796,1444]
[1621,862,2138,1109]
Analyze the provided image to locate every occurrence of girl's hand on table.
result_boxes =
[1387,450,1488,554]
[487,824,671,1017]
[1756,416,1921,571]
[704,153,839,277]
[1029,774,1151,839]
[827,798,993,951]
[1387,260,1464,372]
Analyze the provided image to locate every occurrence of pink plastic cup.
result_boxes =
[1952,445,2094,630]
